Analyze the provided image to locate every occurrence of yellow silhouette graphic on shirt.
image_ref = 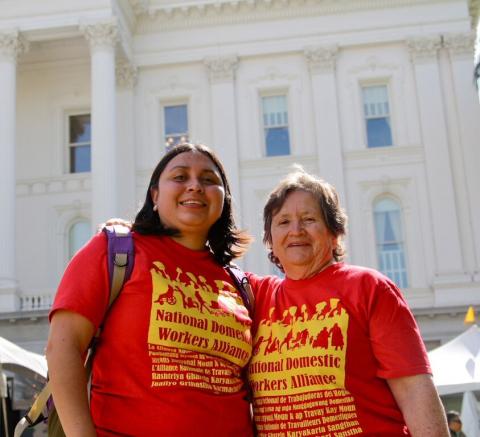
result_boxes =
[250,298,348,396]
[148,262,252,366]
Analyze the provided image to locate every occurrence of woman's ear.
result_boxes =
[150,186,158,205]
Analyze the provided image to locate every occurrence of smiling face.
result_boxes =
[151,151,225,250]
[270,190,337,280]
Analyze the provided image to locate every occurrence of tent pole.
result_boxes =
[0,363,9,437]
[2,397,9,437]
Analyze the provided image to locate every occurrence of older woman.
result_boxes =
[247,168,448,436]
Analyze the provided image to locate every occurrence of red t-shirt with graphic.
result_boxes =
[247,263,431,436]
[51,233,253,437]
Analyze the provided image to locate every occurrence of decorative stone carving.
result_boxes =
[304,45,338,73]
[406,35,441,62]
[204,55,239,83]
[443,32,475,56]
[116,59,138,89]
[81,20,119,50]
[130,0,150,15]
[0,30,29,61]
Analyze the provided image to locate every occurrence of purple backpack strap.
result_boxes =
[226,264,255,317]
[103,225,135,306]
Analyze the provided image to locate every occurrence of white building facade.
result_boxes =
[1,0,479,355]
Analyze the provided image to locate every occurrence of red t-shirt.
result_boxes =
[51,233,253,437]
[247,263,431,436]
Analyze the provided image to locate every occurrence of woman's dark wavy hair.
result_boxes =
[263,166,348,271]
[133,143,251,265]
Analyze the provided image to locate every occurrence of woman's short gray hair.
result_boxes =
[263,166,348,270]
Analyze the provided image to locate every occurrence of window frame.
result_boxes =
[360,82,394,149]
[259,91,291,157]
[67,219,92,260]
[161,101,190,151]
[66,111,92,174]
[373,197,409,288]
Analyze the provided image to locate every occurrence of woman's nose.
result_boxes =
[290,221,304,233]
[187,178,204,192]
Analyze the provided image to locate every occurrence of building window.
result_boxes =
[68,221,91,259]
[362,85,392,148]
[262,95,290,156]
[69,114,91,173]
[374,198,408,288]
[164,104,189,150]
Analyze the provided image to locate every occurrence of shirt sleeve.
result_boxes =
[368,277,431,379]
[49,232,111,330]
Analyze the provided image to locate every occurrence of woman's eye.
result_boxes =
[173,174,186,181]
[304,217,315,223]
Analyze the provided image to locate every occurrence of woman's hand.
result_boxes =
[97,218,133,233]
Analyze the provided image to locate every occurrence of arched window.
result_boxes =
[68,220,91,259]
[373,198,408,288]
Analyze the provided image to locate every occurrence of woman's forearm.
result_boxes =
[387,374,449,437]
[46,311,97,437]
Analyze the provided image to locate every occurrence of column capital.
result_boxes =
[0,30,29,61]
[406,35,441,63]
[81,19,119,51]
[204,55,238,83]
[443,32,476,57]
[116,59,138,89]
[304,45,338,73]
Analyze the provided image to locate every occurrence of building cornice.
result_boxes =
[132,0,456,32]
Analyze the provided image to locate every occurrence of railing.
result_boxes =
[19,294,54,311]
[378,249,408,288]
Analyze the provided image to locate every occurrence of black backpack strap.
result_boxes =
[226,264,255,317]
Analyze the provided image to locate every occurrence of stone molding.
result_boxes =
[116,59,138,88]
[0,30,29,61]
[443,32,476,57]
[134,0,442,27]
[406,35,441,63]
[304,45,338,73]
[81,20,119,50]
[204,55,239,83]
[16,175,91,197]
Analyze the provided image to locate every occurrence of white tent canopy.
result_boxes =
[428,324,480,395]
[0,337,47,380]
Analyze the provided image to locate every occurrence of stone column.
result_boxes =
[407,35,464,279]
[0,31,28,311]
[115,59,138,219]
[304,45,346,205]
[82,21,119,228]
[204,56,242,213]
[443,32,480,275]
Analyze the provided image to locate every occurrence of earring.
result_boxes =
[153,204,158,211]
